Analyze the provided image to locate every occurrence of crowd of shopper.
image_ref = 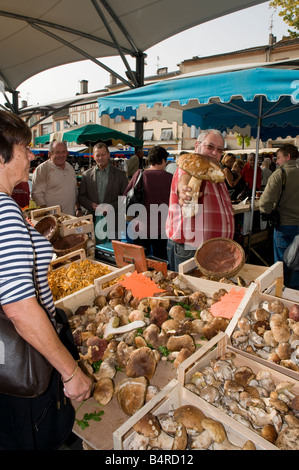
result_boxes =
[2,107,299,451]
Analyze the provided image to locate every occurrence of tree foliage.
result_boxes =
[270,0,299,37]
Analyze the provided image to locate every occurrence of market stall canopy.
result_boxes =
[0,0,268,96]
[61,123,143,147]
[97,65,299,140]
[35,133,52,145]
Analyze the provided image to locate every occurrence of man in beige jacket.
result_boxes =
[32,141,79,216]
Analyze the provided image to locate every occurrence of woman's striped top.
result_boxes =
[0,193,55,317]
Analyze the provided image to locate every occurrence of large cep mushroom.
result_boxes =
[177,153,225,217]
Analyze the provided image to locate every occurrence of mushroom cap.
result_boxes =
[261,424,277,444]
[177,153,225,182]
[125,346,157,381]
[275,381,295,394]
[244,385,260,398]
[242,440,256,450]
[263,330,278,348]
[202,317,229,341]
[269,397,289,413]
[172,423,188,450]
[268,299,285,314]
[93,294,107,308]
[166,334,195,353]
[133,412,161,438]
[149,306,168,327]
[174,348,193,368]
[161,319,180,335]
[168,305,186,322]
[143,323,166,350]
[271,323,291,343]
[224,379,244,394]
[276,342,292,360]
[93,377,114,405]
[270,313,287,328]
[174,405,206,433]
[233,366,255,386]
[107,284,125,299]
[116,376,148,416]
[201,418,227,443]
[254,307,270,321]
[116,340,135,368]
[253,320,270,336]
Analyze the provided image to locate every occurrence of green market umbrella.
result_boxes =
[35,133,52,144]
[62,123,143,147]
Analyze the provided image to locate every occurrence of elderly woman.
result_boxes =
[0,111,91,450]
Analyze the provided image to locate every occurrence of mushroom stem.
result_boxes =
[182,176,202,218]
[103,317,145,340]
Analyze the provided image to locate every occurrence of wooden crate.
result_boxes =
[54,283,96,314]
[167,273,257,339]
[177,332,299,450]
[113,377,274,450]
[254,261,284,295]
[178,256,268,286]
[49,248,117,271]
[265,285,299,303]
[59,214,95,242]
[260,261,299,302]
[227,288,299,380]
[94,268,257,339]
[54,263,135,312]
[49,248,119,305]
[30,205,76,224]
[94,263,135,295]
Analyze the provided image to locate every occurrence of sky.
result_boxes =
[12,2,291,106]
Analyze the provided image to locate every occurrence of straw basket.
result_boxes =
[194,237,245,279]
[34,215,60,243]
[52,233,88,257]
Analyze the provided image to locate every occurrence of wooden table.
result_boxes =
[232,200,260,215]
[72,360,177,450]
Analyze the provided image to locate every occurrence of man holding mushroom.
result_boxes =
[166,129,235,272]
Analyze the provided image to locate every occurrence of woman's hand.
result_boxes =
[63,366,93,402]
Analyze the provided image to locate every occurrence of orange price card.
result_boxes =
[118,271,165,299]
[210,287,245,319]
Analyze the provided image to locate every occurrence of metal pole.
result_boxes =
[248,95,262,255]
[134,53,146,141]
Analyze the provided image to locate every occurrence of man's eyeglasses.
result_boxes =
[201,142,224,154]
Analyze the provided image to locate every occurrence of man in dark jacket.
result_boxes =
[78,143,128,241]
[259,144,299,289]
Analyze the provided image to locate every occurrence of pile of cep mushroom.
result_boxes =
[69,271,236,414]
[231,299,299,372]
[128,405,257,450]
[185,351,299,450]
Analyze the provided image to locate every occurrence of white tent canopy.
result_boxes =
[0,0,267,99]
